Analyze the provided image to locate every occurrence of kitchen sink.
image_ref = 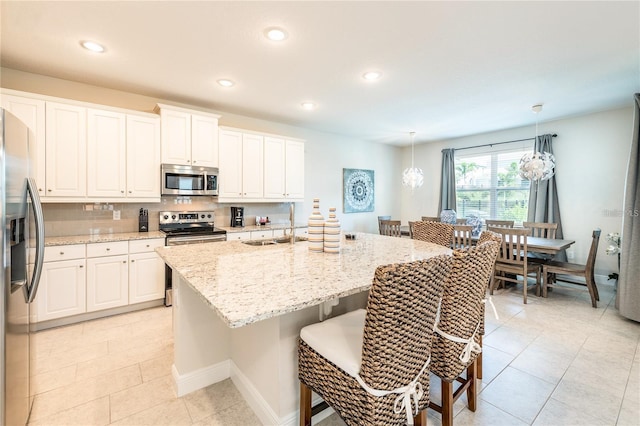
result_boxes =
[241,236,308,246]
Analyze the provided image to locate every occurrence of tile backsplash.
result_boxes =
[43,197,296,237]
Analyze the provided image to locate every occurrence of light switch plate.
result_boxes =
[113,210,121,220]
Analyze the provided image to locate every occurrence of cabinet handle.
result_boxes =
[59,251,64,255]
[106,248,110,251]
[128,190,132,193]
[48,189,52,192]
[193,160,197,164]
[121,190,125,193]
[122,260,126,264]
[131,259,135,263]
[79,265,84,268]
[146,244,150,248]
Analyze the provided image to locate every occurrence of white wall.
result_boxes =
[401,106,634,278]
[1,67,402,234]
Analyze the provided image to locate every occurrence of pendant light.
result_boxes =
[402,131,424,188]
[519,104,556,181]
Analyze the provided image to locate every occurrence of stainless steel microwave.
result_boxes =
[161,164,219,196]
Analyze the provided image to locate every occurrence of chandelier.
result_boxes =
[402,131,424,188]
[519,104,555,181]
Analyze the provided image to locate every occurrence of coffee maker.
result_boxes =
[230,206,245,227]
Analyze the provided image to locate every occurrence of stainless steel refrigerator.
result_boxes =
[1,108,45,425]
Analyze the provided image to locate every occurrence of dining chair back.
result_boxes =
[377,215,391,234]
[523,221,558,239]
[452,224,473,249]
[429,241,499,426]
[413,221,454,247]
[380,220,402,237]
[541,229,601,307]
[487,226,541,304]
[421,216,440,222]
[455,218,467,224]
[408,221,417,239]
[484,219,514,228]
[298,254,454,426]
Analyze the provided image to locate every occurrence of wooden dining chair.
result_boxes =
[542,229,601,308]
[455,218,468,224]
[413,221,454,247]
[452,224,473,249]
[298,255,454,426]
[484,219,514,228]
[487,226,541,304]
[523,222,558,239]
[408,221,416,239]
[377,215,391,234]
[380,220,402,237]
[421,216,440,222]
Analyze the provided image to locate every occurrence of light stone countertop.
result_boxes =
[155,232,452,328]
[219,223,308,233]
[45,231,166,247]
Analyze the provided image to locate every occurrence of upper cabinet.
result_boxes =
[219,126,304,203]
[87,108,126,198]
[155,104,220,167]
[126,115,161,198]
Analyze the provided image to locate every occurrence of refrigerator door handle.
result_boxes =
[26,177,45,303]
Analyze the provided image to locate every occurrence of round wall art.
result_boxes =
[343,168,375,213]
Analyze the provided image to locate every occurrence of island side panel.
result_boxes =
[173,271,231,396]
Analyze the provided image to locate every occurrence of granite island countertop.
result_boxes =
[218,223,308,233]
[156,232,452,328]
[45,231,166,247]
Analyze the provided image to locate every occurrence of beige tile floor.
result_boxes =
[28,281,639,425]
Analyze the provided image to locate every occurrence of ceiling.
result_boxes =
[1,1,638,146]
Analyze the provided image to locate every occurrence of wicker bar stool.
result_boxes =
[428,241,499,426]
[298,254,455,426]
[413,221,454,248]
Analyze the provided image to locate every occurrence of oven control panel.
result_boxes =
[159,211,215,225]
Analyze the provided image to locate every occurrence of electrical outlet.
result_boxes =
[566,250,574,260]
[113,210,121,220]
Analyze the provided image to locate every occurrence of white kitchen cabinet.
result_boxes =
[1,93,46,196]
[156,104,220,167]
[128,239,165,304]
[36,244,86,322]
[86,241,129,312]
[87,108,127,197]
[45,102,87,197]
[126,114,161,198]
[226,231,251,241]
[263,137,305,201]
[218,129,263,200]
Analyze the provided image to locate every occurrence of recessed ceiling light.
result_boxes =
[217,79,235,88]
[301,102,316,110]
[362,71,382,81]
[264,27,288,41]
[80,40,105,53]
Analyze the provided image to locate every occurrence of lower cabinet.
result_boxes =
[34,238,165,322]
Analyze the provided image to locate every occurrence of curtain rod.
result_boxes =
[453,134,557,152]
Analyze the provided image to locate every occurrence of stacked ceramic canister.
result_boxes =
[323,207,341,253]
[307,198,325,252]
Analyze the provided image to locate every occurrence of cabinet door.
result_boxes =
[87,108,126,197]
[1,95,46,195]
[129,252,165,304]
[242,133,264,198]
[127,115,161,198]
[191,114,219,167]
[86,255,129,312]
[218,129,243,198]
[45,102,87,197]
[263,136,286,199]
[35,259,86,322]
[285,140,305,200]
[160,109,191,165]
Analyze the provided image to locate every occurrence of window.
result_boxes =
[455,146,531,222]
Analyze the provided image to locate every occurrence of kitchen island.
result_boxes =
[156,233,451,425]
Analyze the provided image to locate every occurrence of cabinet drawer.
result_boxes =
[251,230,273,240]
[272,229,285,238]
[86,241,128,258]
[226,231,251,241]
[129,238,165,254]
[43,244,86,262]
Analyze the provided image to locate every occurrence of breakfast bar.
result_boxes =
[156,233,451,425]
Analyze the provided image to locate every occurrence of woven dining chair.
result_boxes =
[542,229,601,308]
[413,221,454,248]
[474,230,502,380]
[298,254,455,426]
[484,219,514,228]
[421,216,440,222]
[452,224,473,249]
[429,241,499,426]
[487,226,541,304]
[380,220,402,237]
[377,216,391,234]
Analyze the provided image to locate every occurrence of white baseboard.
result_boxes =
[171,360,230,397]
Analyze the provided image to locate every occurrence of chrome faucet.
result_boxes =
[289,202,296,244]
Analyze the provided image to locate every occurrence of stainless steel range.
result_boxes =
[159,211,227,305]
